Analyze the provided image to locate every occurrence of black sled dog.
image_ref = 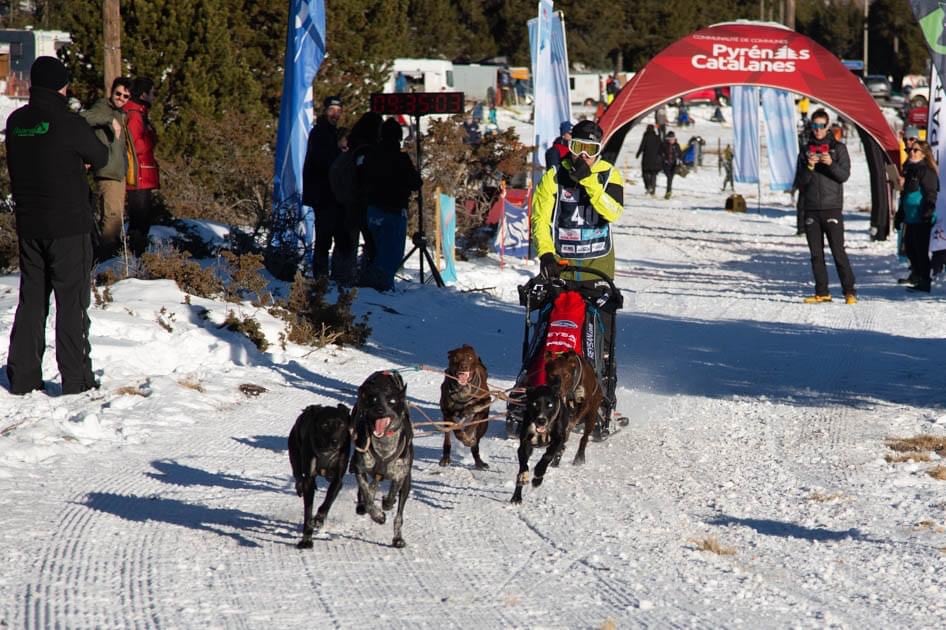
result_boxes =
[287,403,352,549]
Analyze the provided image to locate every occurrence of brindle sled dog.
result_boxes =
[511,350,603,504]
[350,370,414,548]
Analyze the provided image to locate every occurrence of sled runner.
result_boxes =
[505,266,627,441]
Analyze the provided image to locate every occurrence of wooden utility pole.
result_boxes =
[785,0,795,30]
[103,0,121,93]
[863,0,870,77]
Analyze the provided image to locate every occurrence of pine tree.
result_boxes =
[316,0,411,119]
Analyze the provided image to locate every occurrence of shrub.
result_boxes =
[421,117,530,257]
[222,310,269,352]
[0,212,18,273]
[219,251,272,306]
[159,109,274,237]
[140,247,223,298]
[271,273,371,348]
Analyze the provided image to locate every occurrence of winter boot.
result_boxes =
[802,294,832,304]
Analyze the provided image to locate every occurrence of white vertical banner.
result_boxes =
[760,88,798,191]
[927,70,946,252]
[732,86,760,184]
[529,0,557,188]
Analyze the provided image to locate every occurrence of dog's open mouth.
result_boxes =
[533,424,547,434]
[456,371,471,386]
[372,417,392,438]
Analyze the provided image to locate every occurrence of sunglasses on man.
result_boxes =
[568,138,601,157]
[810,122,827,130]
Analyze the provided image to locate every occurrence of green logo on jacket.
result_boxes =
[12,122,50,136]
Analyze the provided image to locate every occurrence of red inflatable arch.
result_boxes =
[600,21,899,240]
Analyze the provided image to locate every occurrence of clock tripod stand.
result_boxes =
[370,91,465,288]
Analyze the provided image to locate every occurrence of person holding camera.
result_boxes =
[793,108,856,304]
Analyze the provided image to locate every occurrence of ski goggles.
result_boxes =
[568,138,602,157]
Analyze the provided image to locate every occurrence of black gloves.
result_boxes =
[569,158,591,182]
[540,252,561,278]
[894,208,904,231]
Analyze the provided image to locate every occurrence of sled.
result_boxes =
[505,266,628,441]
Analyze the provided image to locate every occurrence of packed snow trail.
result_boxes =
[2,107,945,627]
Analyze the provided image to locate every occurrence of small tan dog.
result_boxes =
[439,345,491,469]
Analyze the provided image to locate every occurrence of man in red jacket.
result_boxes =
[124,77,160,256]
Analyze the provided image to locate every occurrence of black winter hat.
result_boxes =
[30,56,69,91]
[571,120,603,143]
[323,95,342,109]
[381,117,403,144]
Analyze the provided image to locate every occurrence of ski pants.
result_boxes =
[314,203,359,283]
[904,221,932,284]
[126,188,156,256]
[662,165,676,194]
[804,209,856,296]
[642,169,658,193]
[7,233,95,395]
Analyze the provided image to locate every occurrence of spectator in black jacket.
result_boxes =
[5,56,111,395]
[793,108,856,304]
[359,118,422,291]
[329,111,382,284]
[302,95,343,278]
[659,131,682,199]
[636,124,661,195]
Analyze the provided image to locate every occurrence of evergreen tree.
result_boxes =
[868,0,927,86]
[483,0,535,65]
[795,0,863,60]
[452,0,497,61]
[559,0,627,70]
[317,0,411,119]
[406,0,464,59]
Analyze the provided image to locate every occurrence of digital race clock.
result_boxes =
[370,92,465,116]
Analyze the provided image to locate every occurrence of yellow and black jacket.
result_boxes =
[531,157,624,279]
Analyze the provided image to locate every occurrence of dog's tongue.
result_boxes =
[457,371,470,386]
[373,417,391,437]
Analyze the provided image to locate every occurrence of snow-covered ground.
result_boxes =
[1,105,945,628]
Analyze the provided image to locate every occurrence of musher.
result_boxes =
[531,119,625,437]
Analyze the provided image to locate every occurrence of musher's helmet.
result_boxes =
[568,120,604,158]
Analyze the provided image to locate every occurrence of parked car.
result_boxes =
[682,87,730,105]
[863,74,892,99]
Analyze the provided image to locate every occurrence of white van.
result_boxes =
[385,58,455,94]
[569,72,602,105]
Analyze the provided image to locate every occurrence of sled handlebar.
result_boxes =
[519,265,623,310]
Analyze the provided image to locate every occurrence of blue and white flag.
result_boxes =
[528,1,570,187]
[269,0,326,271]
[438,192,458,285]
[760,88,797,191]
[732,86,760,184]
